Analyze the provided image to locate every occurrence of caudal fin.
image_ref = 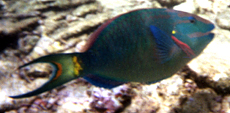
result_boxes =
[9,53,84,98]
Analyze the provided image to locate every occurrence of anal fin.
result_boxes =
[84,74,125,89]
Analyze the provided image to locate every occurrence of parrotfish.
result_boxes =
[10,8,215,98]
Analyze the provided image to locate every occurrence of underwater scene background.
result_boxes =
[0,0,230,112]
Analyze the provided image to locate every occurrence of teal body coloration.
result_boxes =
[10,8,215,98]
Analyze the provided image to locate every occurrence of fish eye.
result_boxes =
[190,19,195,23]
[188,16,196,24]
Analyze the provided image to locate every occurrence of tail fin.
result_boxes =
[9,53,84,98]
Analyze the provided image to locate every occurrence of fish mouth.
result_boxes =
[188,24,215,38]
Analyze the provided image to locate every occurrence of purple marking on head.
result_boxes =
[173,20,190,25]
[177,12,212,24]
[166,9,212,24]
[188,32,212,38]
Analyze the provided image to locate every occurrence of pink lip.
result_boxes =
[188,32,213,38]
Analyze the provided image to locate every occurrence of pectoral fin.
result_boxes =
[149,25,180,63]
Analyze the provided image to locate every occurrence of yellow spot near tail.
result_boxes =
[72,56,83,76]
[172,30,176,34]
[52,62,63,81]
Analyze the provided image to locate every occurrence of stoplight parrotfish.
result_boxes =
[10,8,215,98]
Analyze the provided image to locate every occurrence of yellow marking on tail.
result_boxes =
[52,62,63,81]
[72,56,83,76]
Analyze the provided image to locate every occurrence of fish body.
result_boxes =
[10,8,214,98]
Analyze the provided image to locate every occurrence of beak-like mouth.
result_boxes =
[188,24,215,38]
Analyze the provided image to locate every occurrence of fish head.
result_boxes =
[171,10,215,56]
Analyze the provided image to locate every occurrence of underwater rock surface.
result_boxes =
[0,0,230,112]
